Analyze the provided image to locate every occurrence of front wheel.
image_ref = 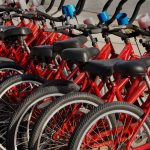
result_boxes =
[29,92,106,150]
[69,102,150,150]
[0,74,45,148]
[6,81,79,150]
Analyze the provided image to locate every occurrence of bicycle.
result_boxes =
[68,57,150,150]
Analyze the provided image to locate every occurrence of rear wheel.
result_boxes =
[6,81,79,150]
[69,102,150,150]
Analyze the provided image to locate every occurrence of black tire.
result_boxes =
[0,61,23,71]
[28,92,105,150]
[0,61,24,82]
[0,74,45,148]
[6,81,79,150]
[0,74,45,97]
[69,102,150,150]
[0,57,14,62]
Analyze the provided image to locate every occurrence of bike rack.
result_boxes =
[45,0,55,12]
[50,0,66,15]
[129,0,146,24]
[106,0,128,25]
[103,0,113,12]
[51,0,86,16]
[97,0,113,23]
[76,0,86,15]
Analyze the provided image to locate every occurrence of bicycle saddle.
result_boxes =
[0,26,32,40]
[62,47,99,63]
[84,58,122,77]
[31,45,53,58]
[53,36,88,54]
[114,59,147,77]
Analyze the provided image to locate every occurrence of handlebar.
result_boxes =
[10,11,44,21]
[45,23,150,39]
[103,0,113,11]
[37,7,66,22]
[109,24,150,37]
[45,24,103,35]
[106,0,128,25]
[129,0,146,24]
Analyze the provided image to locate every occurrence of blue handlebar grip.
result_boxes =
[62,4,76,18]
[67,4,76,17]
[98,11,110,24]
[116,13,129,25]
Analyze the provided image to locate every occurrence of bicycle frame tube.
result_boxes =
[118,40,136,60]
[96,41,114,60]
[126,104,150,149]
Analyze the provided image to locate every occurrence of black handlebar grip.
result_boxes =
[106,0,128,25]
[129,0,146,24]
[126,24,150,36]
[46,0,55,12]
[112,31,129,39]
[76,0,86,15]
[103,0,113,11]
[138,28,150,36]
[49,15,65,22]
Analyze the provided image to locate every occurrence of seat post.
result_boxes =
[144,74,150,90]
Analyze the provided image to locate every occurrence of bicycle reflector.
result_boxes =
[97,11,110,24]
[62,4,76,18]
[116,13,129,25]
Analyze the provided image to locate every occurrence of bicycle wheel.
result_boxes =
[69,102,150,150]
[0,61,24,82]
[0,74,44,148]
[28,92,107,150]
[6,81,79,150]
